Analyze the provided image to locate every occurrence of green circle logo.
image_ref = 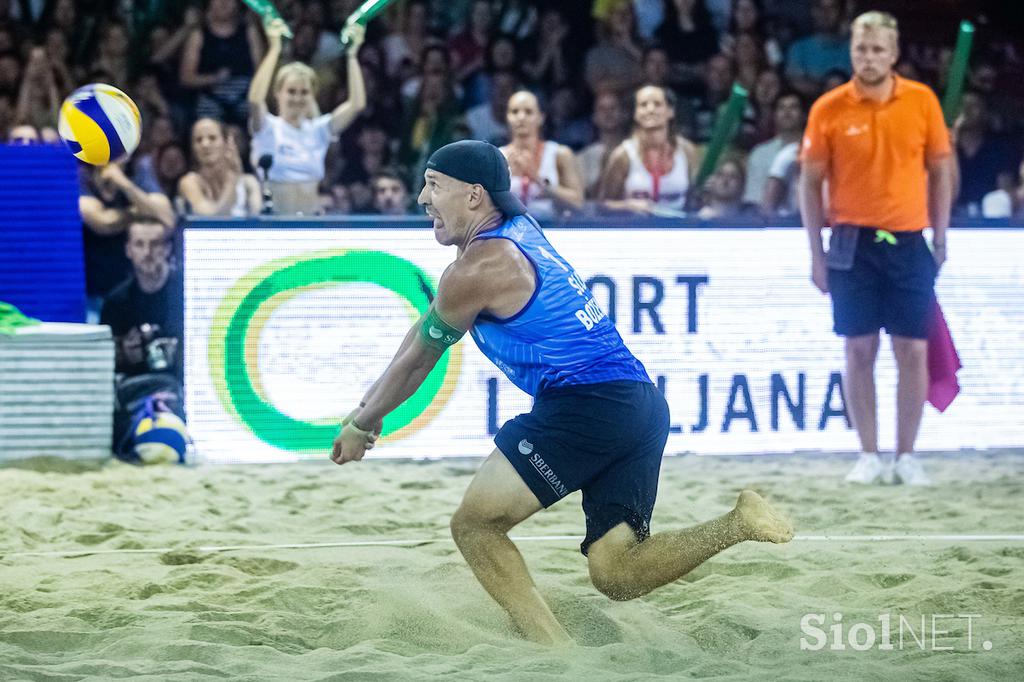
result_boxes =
[208,249,461,453]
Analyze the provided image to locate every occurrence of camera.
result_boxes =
[139,324,172,371]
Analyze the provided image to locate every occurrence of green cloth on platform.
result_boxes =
[0,302,42,335]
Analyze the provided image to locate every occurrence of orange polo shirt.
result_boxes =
[800,75,951,232]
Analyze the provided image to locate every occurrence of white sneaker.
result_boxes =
[845,453,886,484]
[894,453,932,486]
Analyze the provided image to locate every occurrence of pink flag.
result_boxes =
[927,298,961,412]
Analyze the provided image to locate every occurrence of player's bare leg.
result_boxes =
[586,490,793,601]
[450,450,572,645]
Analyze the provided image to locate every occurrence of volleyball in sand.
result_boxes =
[133,411,189,465]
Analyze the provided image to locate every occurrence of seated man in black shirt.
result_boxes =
[100,217,183,382]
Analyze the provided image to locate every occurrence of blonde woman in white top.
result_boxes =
[247,20,367,214]
[598,84,698,214]
[178,118,261,217]
[499,90,584,219]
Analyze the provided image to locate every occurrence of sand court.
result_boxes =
[1,452,1021,680]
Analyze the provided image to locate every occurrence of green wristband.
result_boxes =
[419,308,465,351]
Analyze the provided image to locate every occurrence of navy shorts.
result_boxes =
[494,380,670,555]
[827,228,937,339]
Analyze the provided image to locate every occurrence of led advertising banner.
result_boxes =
[185,227,1024,462]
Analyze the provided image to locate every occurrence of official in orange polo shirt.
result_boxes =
[799,11,954,487]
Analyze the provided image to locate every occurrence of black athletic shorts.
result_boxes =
[827,227,937,339]
[494,380,670,556]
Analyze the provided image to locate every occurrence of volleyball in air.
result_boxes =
[57,83,141,165]
[133,411,189,465]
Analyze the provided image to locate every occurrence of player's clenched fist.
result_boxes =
[331,418,378,464]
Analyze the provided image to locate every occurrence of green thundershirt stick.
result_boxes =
[341,0,402,45]
[241,0,293,38]
[942,20,974,126]
[695,83,748,188]
[347,0,403,26]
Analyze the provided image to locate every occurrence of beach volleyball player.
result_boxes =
[332,140,793,644]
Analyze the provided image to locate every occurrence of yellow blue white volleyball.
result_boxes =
[58,83,141,165]
[133,411,189,465]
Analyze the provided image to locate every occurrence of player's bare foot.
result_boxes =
[733,490,794,543]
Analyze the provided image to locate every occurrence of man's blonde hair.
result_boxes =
[852,11,899,37]
[273,62,322,118]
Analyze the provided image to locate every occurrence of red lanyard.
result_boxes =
[517,140,545,204]
[643,144,671,202]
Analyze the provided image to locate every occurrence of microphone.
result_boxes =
[258,154,274,215]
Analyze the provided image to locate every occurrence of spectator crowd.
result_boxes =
[3,0,1023,223]
[2,0,1024,381]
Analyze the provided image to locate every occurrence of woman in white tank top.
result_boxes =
[598,84,698,215]
[499,90,584,220]
[178,118,261,217]
[246,20,367,215]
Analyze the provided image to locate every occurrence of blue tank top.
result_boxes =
[469,215,651,396]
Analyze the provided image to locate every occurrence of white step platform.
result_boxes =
[0,323,115,462]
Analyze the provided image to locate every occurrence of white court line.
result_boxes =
[3,534,1024,559]
[793,534,1024,542]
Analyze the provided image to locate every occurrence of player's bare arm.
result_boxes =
[332,240,533,464]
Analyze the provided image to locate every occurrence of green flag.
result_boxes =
[695,83,749,188]
[241,0,293,39]
[342,0,402,45]
[942,21,974,127]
